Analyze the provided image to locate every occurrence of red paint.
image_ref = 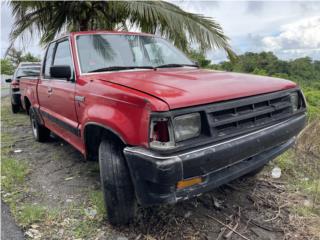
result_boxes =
[21,31,297,158]
[10,79,20,89]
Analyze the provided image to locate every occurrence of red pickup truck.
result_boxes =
[20,31,307,225]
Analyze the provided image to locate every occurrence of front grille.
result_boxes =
[207,92,295,139]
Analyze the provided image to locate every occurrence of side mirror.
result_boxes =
[50,65,71,80]
[5,78,12,83]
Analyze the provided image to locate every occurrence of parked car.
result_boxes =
[5,62,40,113]
[20,31,307,225]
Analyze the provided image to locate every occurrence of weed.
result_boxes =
[274,150,296,174]
[73,219,101,238]
[1,157,29,192]
[17,204,47,228]
[89,190,106,217]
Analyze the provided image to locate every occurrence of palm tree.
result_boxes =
[9,1,235,59]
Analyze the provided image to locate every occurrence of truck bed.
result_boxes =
[19,76,40,111]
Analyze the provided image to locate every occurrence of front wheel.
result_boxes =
[29,108,50,142]
[99,138,137,225]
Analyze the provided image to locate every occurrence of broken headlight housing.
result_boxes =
[149,113,201,150]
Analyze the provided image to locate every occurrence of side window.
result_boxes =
[44,43,55,78]
[52,40,74,80]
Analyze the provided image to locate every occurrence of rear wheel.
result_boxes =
[11,103,20,113]
[29,108,50,142]
[99,138,136,225]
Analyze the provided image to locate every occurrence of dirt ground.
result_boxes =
[1,97,319,240]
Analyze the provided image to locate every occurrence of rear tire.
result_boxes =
[11,103,20,114]
[29,108,50,142]
[99,138,136,225]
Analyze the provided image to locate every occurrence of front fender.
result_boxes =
[80,103,151,147]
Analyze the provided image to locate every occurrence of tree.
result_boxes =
[7,48,23,66]
[9,1,235,60]
[6,48,40,66]
[187,50,211,68]
[0,59,15,75]
[288,57,315,82]
[21,52,40,62]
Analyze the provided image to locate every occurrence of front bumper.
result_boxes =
[124,114,306,206]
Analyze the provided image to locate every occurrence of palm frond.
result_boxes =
[118,1,235,59]
[9,1,236,60]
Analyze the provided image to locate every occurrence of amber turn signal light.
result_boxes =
[177,177,202,190]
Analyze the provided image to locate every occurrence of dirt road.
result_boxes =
[1,97,317,240]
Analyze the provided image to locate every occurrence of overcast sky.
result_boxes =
[1,1,320,63]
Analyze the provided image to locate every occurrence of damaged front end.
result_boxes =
[124,89,307,206]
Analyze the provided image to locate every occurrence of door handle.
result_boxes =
[48,87,53,94]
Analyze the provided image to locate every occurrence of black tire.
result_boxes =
[99,138,136,225]
[11,103,20,114]
[29,108,50,142]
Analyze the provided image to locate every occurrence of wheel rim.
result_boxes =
[31,114,38,139]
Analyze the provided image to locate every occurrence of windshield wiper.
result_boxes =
[88,66,154,73]
[155,63,199,69]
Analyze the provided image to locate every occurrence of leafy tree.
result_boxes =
[187,50,211,68]
[252,68,268,76]
[6,48,40,66]
[213,51,319,82]
[0,59,15,75]
[7,48,23,66]
[21,52,40,62]
[288,57,316,82]
[9,1,235,59]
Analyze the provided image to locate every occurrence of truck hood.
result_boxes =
[96,68,296,110]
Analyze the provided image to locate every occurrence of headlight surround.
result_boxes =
[173,113,201,142]
[290,92,299,112]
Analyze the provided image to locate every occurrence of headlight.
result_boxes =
[290,92,299,112]
[149,118,175,150]
[173,113,201,141]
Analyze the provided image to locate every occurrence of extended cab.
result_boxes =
[6,62,40,113]
[23,31,307,225]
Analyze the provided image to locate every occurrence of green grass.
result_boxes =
[1,100,29,127]
[273,149,320,216]
[294,206,318,217]
[273,150,296,174]
[72,220,101,239]
[89,190,106,218]
[1,157,29,192]
[299,83,320,120]
[17,204,47,227]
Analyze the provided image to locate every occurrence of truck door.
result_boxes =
[38,38,82,151]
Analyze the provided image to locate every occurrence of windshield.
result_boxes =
[15,67,40,78]
[76,34,194,73]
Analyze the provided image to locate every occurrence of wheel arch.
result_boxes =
[83,122,127,161]
[24,96,31,114]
